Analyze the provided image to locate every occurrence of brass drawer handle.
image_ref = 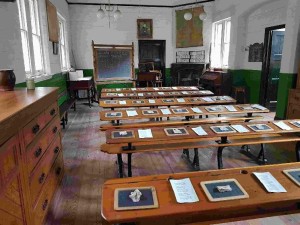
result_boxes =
[50,108,56,116]
[52,126,58,134]
[42,199,48,211]
[39,173,46,184]
[32,124,40,134]
[35,147,42,158]
[56,167,62,176]
[54,146,59,154]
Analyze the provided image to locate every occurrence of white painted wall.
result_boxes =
[69,5,173,69]
[0,2,25,83]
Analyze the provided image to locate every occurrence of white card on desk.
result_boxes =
[170,178,199,203]
[252,104,267,110]
[116,88,121,91]
[149,99,156,104]
[192,126,208,136]
[118,93,124,97]
[182,91,189,94]
[172,87,178,90]
[191,87,198,90]
[223,96,232,100]
[138,93,144,96]
[161,108,171,115]
[126,110,138,117]
[231,125,249,133]
[158,92,164,95]
[273,121,293,130]
[131,88,136,91]
[191,107,202,113]
[177,98,185,103]
[202,97,214,102]
[253,172,287,193]
[119,100,126,105]
[224,105,237,112]
[154,88,159,90]
[138,129,153,138]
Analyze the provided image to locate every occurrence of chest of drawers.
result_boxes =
[0,87,64,225]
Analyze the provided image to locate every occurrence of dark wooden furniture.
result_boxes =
[58,89,76,129]
[0,87,64,225]
[171,63,205,86]
[99,104,269,128]
[99,96,236,110]
[200,70,231,95]
[286,63,300,119]
[68,77,96,108]
[101,86,199,93]
[136,72,159,87]
[101,120,300,177]
[101,90,213,99]
[101,162,300,225]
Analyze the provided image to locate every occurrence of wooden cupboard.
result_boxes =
[286,64,300,119]
[0,87,63,225]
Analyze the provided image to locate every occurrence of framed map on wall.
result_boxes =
[176,7,204,48]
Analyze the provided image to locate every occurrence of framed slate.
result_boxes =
[210,126,236,134]
[114,186,158,210]
[111,130,135,139]
[142,110,159,115]
[247,124,273,132]
[133,100,145,104]
[172,108,189,114]
[290,121,300,128]
[283,168,300,186]
[201,179,249,202]
[104,100,117,104]
[105,112,122,118]
[164,127,189,136]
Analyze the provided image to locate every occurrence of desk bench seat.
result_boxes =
[59,96,76,129]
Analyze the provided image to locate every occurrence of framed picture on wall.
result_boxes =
[137,19,153,39]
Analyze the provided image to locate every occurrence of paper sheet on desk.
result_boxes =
[202,97,214,102]
[131,88,136,91]
[116,88,121,91]
[192,126,208,136]
[191,87,198,90]
[170,178,199,203]
[154,88,159,90]
[158,92,164,95]
[138,129,153,138]
[149,99,156,104]
[253,172,287,193]
[118,93,124,97]
[231,125,249,133]
[191,107,202,113]
[119,100,126,105]
[177,98,185,103]
[252,104,267,110]
[273,121,293,130]
[161,109,171,115]
[138,93,144,97]
[182,91,189,94]
[126,110,138,117]
[172,87,178,90]
[224,105,237,112]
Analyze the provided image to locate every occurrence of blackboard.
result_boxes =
[92,42,134,81]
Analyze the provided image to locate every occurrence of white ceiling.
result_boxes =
[66,0,211,7]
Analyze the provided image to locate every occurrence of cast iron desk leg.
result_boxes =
[128,153,132,177]
[296,141,300,162]
[117,154,123,178]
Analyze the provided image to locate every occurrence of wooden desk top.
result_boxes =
[101,86,199,93]
[99,96,236,109]
[101,90,213,99]
[99,104,269,122]
[105,120,300,145]
[102,162,300,224]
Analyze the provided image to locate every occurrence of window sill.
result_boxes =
[33,74,53,83]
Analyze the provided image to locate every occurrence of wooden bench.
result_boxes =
[101,162,300,225]
[58,90,76,129]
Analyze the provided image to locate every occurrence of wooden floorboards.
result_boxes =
[45,102,300,225]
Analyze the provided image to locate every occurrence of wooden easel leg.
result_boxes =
[128,153,132,177]
[117,154,124,178]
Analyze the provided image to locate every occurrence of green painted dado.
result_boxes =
[276,73,296,119]
[229,69,262,103]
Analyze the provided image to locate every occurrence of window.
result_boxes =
[58,15,69,71]
[17,0,45,77]
[211,18,231,68]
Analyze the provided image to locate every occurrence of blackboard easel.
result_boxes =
[92,41,135,84]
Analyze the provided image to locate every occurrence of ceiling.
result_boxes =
[66,0,214,7]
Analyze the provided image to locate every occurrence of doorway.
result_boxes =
[260,25,285,111]
[138,40,166,85]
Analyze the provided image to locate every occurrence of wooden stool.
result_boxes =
[232,86,247,103]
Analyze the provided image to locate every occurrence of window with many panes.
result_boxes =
[17,0,45,77]
[211,18,231,69]
[58,14,69,71]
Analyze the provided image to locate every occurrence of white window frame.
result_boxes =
[211,17,231,69]
[57,13,69,71]
[17,0,46,78]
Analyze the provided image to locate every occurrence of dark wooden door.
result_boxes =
[138,40,166,85]
[260,25,285,111]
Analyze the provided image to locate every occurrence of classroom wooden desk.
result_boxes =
[101,90,214,99]
[101,86,199,93]
[99,104,269,126]
[101,162,300,225]
[101,120,300,177]
[68,77,96,107]
[99,96,236,110]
